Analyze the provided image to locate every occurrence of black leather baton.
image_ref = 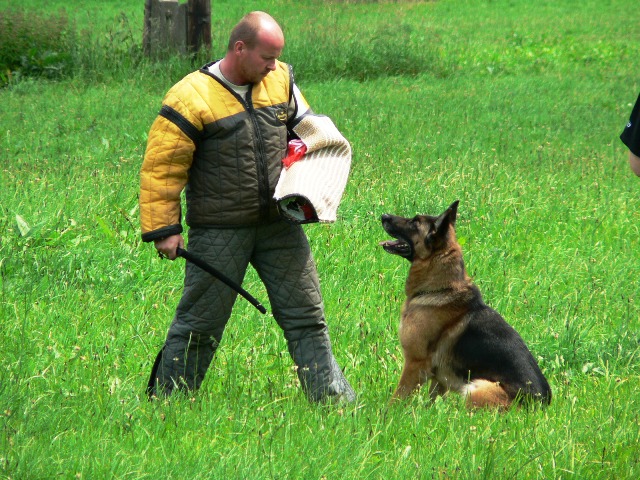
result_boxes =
[176,247,267,314]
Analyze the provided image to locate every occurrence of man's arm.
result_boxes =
[140,91,200,245]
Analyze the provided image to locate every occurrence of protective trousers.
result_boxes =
[147,221,355,403]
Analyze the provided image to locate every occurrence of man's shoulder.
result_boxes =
[163,69,227,107]
[171,69,218,92]
[276,61,293,80]
[263,61,292,91]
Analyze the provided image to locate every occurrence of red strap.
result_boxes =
[282,139,307,169]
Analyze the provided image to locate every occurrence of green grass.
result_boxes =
[1,0,640,478]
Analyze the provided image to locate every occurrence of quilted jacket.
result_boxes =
[139,61,306,242]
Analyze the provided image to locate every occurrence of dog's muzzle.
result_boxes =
[380,214,414,260]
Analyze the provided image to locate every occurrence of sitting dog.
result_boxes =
[380,200,551,408]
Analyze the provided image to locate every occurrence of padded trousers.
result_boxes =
[148,220,356,403]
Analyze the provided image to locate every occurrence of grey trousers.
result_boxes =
[148,220,355,403]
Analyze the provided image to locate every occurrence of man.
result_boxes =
[139,11,355,403]
[621,92,640,177]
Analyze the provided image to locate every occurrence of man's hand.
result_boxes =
[154,234,184,260]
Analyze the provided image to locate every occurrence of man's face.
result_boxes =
[237,30,284,84]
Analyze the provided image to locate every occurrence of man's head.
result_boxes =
[223,11,285,85]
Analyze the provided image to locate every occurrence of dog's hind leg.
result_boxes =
[392,358,429,400]
[462,379,511,409]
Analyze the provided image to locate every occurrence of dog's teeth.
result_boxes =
[380,240,402,248]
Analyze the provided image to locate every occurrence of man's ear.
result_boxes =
[234,40,245,55]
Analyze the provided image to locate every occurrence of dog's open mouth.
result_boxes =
[379,239,412,257]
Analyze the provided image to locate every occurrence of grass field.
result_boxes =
[1,0,639,478]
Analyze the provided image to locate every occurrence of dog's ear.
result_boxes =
[447,200,459,226]
[425,201,459,251]
[434,200,459,233]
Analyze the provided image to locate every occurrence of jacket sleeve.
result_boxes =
[139,85,201,242]
[284,64,312,132]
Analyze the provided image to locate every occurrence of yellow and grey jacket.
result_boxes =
[139,61,308,242]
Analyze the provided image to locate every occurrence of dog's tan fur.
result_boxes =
[381,201,551,408]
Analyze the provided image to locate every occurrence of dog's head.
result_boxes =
[380,200,459,262]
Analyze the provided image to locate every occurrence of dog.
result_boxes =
[380,200,551,408]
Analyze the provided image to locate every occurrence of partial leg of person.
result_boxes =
[252,220,356,403]
[148,228,252,397]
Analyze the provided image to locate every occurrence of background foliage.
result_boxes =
[1,0,639,478]
[0,8,75,84]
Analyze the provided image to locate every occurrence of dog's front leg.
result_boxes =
[391,357,429,400]
[428,379,447,402]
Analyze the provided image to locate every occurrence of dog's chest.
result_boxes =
[399,303,464,350]
[399,305,449,344]
[400,304,467,383]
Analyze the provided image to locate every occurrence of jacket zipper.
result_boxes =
[245,88,271,220]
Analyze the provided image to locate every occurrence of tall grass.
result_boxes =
[1,0,640,478]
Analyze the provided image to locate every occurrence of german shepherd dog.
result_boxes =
[380,201,551,408]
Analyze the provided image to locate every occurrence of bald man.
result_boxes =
[140,12,356,403]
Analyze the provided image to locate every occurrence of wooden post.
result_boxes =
[187,0,211,53]
[143,0,188,57]
[143,0,153,56]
